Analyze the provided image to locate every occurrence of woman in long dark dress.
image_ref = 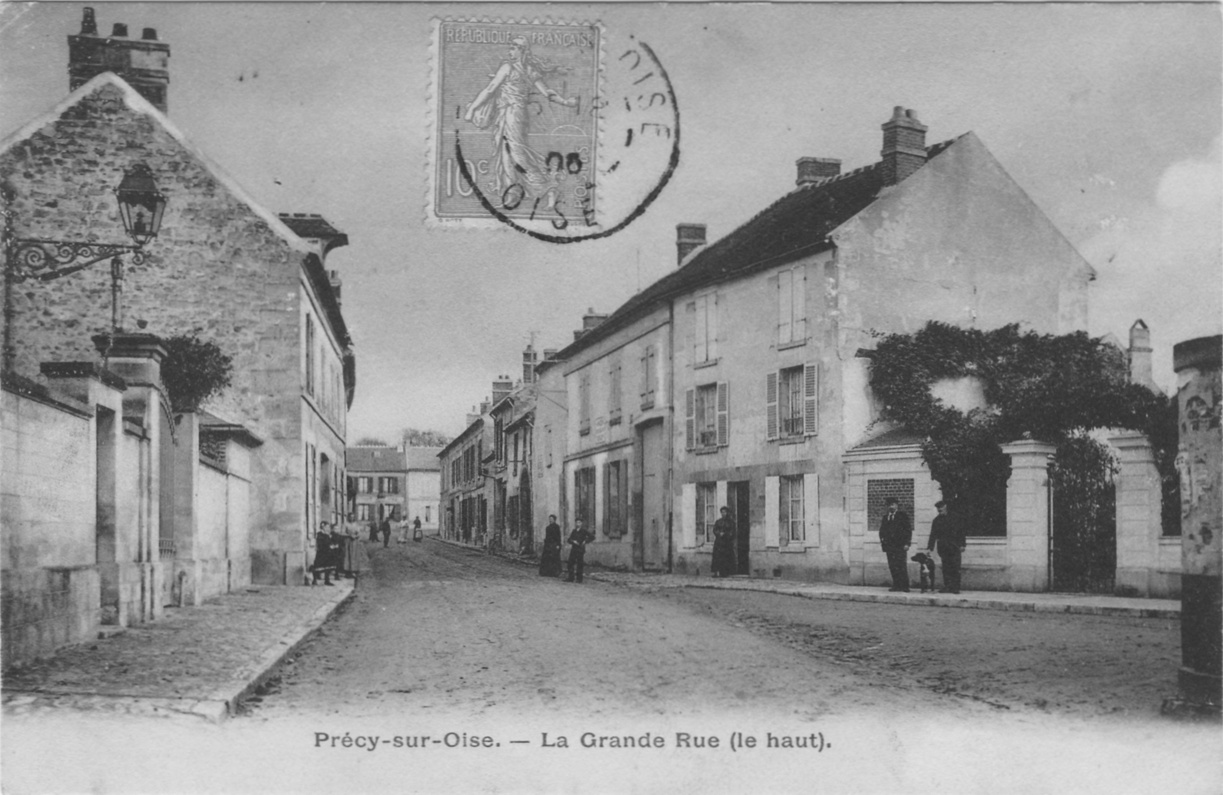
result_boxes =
[711,507,736,578]
[539,515,563,577]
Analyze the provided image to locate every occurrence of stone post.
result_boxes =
[1171,335,1222,711]
[1110,431,1163,597]
[172,411,202,606]
[1001,440,1057,592]
[93,333,168,622]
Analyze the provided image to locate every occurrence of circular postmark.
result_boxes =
[431,21,679,242]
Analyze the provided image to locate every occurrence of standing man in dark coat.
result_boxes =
[926,500,967,594]
[312,522,335,586]
[565,518,594,583]
[879,497,912,592]
[711,506,736,577]
[539,514,563,577]
[380,516,392,548]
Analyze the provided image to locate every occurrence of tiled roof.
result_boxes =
[849,427,927,450]
[278,213,347,242]
[558,137,962,360]
[405,446,442,471]
[346,446,406,472]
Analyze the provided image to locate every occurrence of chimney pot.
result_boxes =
[111,23,128,37]
[80,8,98,36]
[676,222,707,265]
[796,157,842,186]
[142,28,158,41]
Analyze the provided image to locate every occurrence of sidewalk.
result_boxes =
[1,580,354,722]
[434,535,1178,618]
[588,571,1180,618]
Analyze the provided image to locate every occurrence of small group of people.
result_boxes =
[878,497,966,594]
[311,518,371,585]
[538,515,594,583]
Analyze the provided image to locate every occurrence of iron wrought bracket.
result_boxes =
[5,238,145,283]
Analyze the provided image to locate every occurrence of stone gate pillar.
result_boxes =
[1110,431,1163,597]
[1172,335,1222,710]
[1001,440,1057,592]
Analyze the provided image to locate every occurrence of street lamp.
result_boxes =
[3,162,166,355]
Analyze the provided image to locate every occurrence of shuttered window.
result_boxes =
[688,383,729,450]
[767,364,818,441]
[695,293,718,363]
[778,266,807,345]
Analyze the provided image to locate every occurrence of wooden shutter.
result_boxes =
[708,293,719,361]
[803,473,820,547]
[681,482,697,549]
[778,269,792,344]
[764,476,780,548]
[694,297,708,362]
[716,481,728,519]
[685,388,695,450]
[647,346,656,402]
[639,352,648,400]
[766,371,779,440]
[716,382,729,447]
[803,363,819,436]
[793,268,806,341]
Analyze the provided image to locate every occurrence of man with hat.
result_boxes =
[926,500,967,594]
[878,497,912,592]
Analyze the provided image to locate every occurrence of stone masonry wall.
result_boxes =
[1,81,307,580]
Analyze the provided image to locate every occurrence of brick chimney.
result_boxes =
[676,223,706,265]
[1129,319,1156,390]
[69,8,170,113]
[492,376,514,406]
[796,157,841,186]
[880,107,928,187]
[522,345,538,384]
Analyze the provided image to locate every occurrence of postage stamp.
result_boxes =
[429,20,680,241]
[430,19,603,228]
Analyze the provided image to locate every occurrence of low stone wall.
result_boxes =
[1,565,100,670]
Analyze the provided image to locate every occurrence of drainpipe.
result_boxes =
[666,298,675,574]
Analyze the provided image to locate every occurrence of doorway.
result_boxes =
[637,420,666,570]
[729,481,750,575]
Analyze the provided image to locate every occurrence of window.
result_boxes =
[767,364,818,440]
[778,266,807,345]
[579,372,591,435]
[780,476,804,543]
[305,316,316,396]
[696,482,717,545]
[694,293,718,363]
[357,476,372,494]
[546,426,553,467]
[494,417,505,464]
[609,359,622,424]
[604,460,628,538]
[686,382,728,450]
[425,506,431,523]
[512,432,520,476]
[641,344,657,409]
[379,477,399,494]
[357,504,371,521]
[575,466,596,531]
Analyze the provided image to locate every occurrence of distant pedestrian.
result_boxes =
[539,514,563,577]
[926,500,967,594]
[397,518,409,544]
[368,519,379,542]
[711,506,736,577]
[381,517,392,548]
[312,522,335,586]
[879,497,912,592]
[564,519,594,583]
[413,516,423,542]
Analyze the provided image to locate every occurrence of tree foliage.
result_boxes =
[161,335,233,415]
[353,436,390,446]
[402,428,452,447]
[869,322,1173,535]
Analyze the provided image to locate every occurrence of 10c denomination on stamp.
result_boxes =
[430,19,603,228]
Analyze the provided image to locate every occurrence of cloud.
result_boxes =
[1081,135,1221,392]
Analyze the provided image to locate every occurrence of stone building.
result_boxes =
[534,107,1118,589]
[1,10,355,598]
[404,446,442,533]
[347,446,406,529]
[439,408,490,544]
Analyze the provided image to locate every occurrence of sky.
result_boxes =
[1,2,1219,440]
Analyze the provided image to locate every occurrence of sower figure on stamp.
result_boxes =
[879,497,912,592]
[565,518,594,583]
[926,500,967,594]
[464,36,578,207]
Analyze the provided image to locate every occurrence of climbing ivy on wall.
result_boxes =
[161,334,233,416]
[868,322,1174,535]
